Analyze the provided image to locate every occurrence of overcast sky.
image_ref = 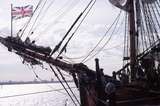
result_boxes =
[0,0,125,81]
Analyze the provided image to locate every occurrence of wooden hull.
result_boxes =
[115,86,160,106]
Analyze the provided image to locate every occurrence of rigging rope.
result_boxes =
[137,0,160,57]
[49,0,95,57]
[151,3,160,33]
[49,65,78,106]
[55,67,80,105]
[123,10,128,66]
[31,0,56,34]
[0,87,76,99]
[19,0,44,38]
[34,0,80,41]
[61,43,123,63]
[29,66,67,95]
[145,3,157,42]
[81,10,122,63]
[27,0,48,37]
[141,1,152,47]
[57,0,96,58]
[139,2,149,51]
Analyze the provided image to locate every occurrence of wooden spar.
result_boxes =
[0,36,95,74]
[19,48,94,74]
[128,0,137,81]
[0,36,102,106]
[0,36,114,106]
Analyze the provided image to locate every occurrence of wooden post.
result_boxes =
[95,58,107,106]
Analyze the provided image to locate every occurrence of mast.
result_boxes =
[128,0,137,81]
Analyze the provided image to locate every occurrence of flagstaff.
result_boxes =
[11,4,13,37]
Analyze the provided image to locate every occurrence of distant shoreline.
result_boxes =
[0,80,74,85]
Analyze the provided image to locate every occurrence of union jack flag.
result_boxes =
[12,5,33,20]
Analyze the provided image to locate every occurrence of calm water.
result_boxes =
[0,83,79,106]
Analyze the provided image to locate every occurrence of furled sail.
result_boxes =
[109,0,128,11]
[109,0,157,11]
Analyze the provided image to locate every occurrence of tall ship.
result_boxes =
[1,0,160,106]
